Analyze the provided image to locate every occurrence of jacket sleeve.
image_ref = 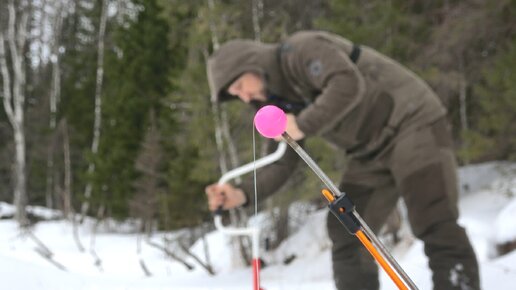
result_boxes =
[284,38,366,137]
[239,139,303,208]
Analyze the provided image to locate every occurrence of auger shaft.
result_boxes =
[281,132,418,290]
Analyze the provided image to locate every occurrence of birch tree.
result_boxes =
[206,0,228,176]
[59,119,73,218]
[44,0,66,209]
[0,0,30,225]
[251,0,263,42]
[206,0,257,267]
[80,0,108,221]
[458,55,469,164]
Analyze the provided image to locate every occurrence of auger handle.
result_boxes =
[213,141,288,218]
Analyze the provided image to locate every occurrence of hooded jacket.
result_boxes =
[207,30,446,203]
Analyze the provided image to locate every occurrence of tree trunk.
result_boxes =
[45,1,65,210]
[250,0,269,158]
[206,0,250,268]
[179,241,215,275]
[201,223,214,272]
[252,0,263,41]
[90,204,105,272]
[45,147,55,209]
[207,0,220,51]
[81,0,108,221]
[458,55,469,164]
[273,205,289,249]
[0,1,29,226]
[137,233,152,276]
[145,239,195,271]
[28,229,68,271]
[61,119,72,219]
[49,1,64,130]
[221,107,241,183]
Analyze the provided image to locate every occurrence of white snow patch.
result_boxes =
[0,161,515,289]
[495,198,516,244]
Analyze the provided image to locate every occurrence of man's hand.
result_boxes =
[205,183,247,212]
[275,113,305,141]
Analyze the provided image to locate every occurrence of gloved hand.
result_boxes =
[205,183,247,212]
[274,113,305,141]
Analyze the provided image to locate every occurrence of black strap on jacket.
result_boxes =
[349,43,361,64]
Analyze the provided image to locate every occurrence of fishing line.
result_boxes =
[253,126,258,219]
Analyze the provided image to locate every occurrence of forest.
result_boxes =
[0,0,515,252]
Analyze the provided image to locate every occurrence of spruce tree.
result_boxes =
[463,41,516,161]
[90,0,172,219]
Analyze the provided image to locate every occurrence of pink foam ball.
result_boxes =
[254,105,287,139]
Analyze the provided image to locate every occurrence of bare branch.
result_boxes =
[179,242,215,275]
[26,229,68,271]
[34,247,68,271]
[145,239,195,271]
[139,258,152,276]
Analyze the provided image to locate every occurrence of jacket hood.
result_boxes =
[207,39,281,102]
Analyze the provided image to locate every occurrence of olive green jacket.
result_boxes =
[207,31,446,204]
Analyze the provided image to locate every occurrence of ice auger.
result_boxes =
[253,105,419,290]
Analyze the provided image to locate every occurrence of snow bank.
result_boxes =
[0,253,87,290]
[0,202,61,220]
[458,161,516,195]
[495,198,516,244]
[0,161,515,289]
[0,201,16,218]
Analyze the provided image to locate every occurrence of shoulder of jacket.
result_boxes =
[278,32,315,62]
[280,31,343,55]
[283,31,321,48]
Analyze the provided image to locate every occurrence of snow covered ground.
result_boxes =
[1,162,515,290]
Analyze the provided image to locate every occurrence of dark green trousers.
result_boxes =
[328,118,480,290]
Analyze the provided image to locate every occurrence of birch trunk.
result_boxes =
[49,1,64,130]
[251,0,269,157]
[90,205,105,272]
[201,223,214,274]
[206,0,250,268]
[45,147,54,208]
[251,0,263,42]
[206,0,227,176]
[46,2,65,209]
[220,109,240,182]
[0,1,29,225]
[61,119,72,219]
[80,0,108,220]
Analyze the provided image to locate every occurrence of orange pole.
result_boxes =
[321,189,408,290]
[322,189,336,202]
[356,230,408,290]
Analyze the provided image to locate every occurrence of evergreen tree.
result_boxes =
[462,40,516,161]
[315,0,429,62]
[59,0,101,205]
[90,0,172,219]
[131,108,163,232]
[158,1,216,229]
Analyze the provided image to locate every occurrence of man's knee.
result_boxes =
[399,162,480,290]
[400,162,458,237]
